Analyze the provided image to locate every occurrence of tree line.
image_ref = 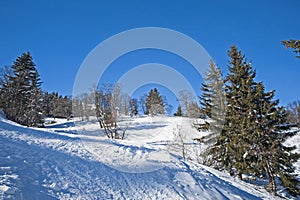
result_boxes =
[0,52,178,128]
[72,85,168,139]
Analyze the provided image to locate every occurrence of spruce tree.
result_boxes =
[248,83,300,196]
[223,46,258,178]
[174,105,182,116]
[1,52,43,126]
[145,88,165,115]
[201,46,257,177]
[198,60,226,132]
[196,60,226,168]
[25,68,43,126]
[202,46,300,196]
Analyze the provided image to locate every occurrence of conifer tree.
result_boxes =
[201,46,300,196]
[145,88,165,115]
[219,46,258,178]
[200,46,257,176]
[174,105,182,116]
[129,98,138,116]
[25,68,43,126]
[1,52,44,126]
[0,66,12,109]
[249,83,300,196]
[196,61,226,167]
[198,60,226,133]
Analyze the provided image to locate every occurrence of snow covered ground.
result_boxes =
[0,114,298,199]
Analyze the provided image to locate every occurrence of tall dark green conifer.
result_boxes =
[249,83,300,196]
[25,68,43,126]
[224,46,258,178]
[202,46,300,196]
[1,52,43,126]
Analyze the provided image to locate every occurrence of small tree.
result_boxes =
[178,90,194,116]
[196,60,226,156]
[168,125,187,159]
[145,88,165,115]
[94,84,129,139]
[174,105,182,116]
[129,98,138,116]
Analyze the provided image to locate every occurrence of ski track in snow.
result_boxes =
[0,116,295,199]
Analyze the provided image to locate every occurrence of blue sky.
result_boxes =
[0,0,299,108]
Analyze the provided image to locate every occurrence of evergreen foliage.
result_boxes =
[250,83,300,195]
[145,88,165,115]
[282,39,300,58]
[43,92,72,119]
[129,98,139,116]
[220,46,257,178]
[174,105,182,116]
[198,60,226,133]
[0,52,43,127]
[200,46,300,196]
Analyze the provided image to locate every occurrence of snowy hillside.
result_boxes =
[0,114,297,199]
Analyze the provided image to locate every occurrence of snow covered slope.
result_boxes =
[0,115,294,199]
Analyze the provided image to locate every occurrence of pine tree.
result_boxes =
[201,46,257,177]
[174,105,182,116]
[248,83,300,196]
[25,68,43,126]
[222,46,259,178]
[196,61,226,167]
[0,66,12,109]
[198,60,226,132]
[202,46,300,196]
[145,88,165,115]
[1,52,44,126]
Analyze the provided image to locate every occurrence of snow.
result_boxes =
[0,114,297,199]
[285,129,300,176]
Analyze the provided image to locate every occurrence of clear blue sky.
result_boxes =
[0,0,299,107]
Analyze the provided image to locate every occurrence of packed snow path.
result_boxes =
[0,116,287,199]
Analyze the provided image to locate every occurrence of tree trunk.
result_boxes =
[238,171,243,180]
[265,161,277,195]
